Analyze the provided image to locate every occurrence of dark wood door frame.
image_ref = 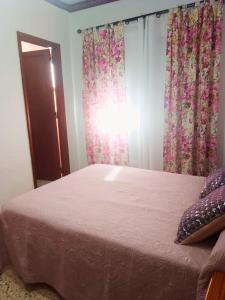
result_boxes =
[17,31,70,188]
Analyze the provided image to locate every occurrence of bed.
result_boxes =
[0,164,224,300]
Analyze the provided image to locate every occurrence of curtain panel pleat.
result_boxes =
[125,15,168,170]
[163,0,224,176]
[82,24,129,165]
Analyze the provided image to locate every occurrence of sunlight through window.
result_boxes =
[50,61,56,89]
[94,103,138,136]
[104,166,123,182]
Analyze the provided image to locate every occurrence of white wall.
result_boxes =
[0,0,76,203]
[69,0,200,169]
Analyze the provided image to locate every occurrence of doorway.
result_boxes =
[17,32,70,188]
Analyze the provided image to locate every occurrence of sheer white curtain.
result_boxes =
[125,14,168,170]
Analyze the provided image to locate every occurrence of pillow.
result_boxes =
[200,167,225,198]
[176,185,225,245]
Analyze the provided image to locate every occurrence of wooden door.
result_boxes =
[22,49,61,181]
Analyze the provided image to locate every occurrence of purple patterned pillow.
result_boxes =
[176,185,225,245]
[200,167,225,198]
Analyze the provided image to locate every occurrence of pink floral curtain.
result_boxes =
[164,1,223,176]
[82,23,128,165]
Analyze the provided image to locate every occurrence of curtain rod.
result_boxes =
[76,0,208,34]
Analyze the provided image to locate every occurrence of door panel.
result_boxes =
[22,50,61,180]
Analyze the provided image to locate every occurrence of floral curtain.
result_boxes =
[163,0,224,176]
[82,23,128,165]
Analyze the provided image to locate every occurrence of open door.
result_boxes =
[17,32,70,187]
[22,49,61,181]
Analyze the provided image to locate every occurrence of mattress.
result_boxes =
[0,165,216,300]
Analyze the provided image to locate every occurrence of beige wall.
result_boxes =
[21,41,48,52]
[0,0,75,203]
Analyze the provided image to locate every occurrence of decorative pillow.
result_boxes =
[176,185,225,245]
[200,167,225,198]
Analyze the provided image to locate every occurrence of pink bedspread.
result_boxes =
[0,165,216,300]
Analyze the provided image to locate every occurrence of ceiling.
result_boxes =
[45,0,119,12]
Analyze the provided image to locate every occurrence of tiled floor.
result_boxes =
[0,268,61,300]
